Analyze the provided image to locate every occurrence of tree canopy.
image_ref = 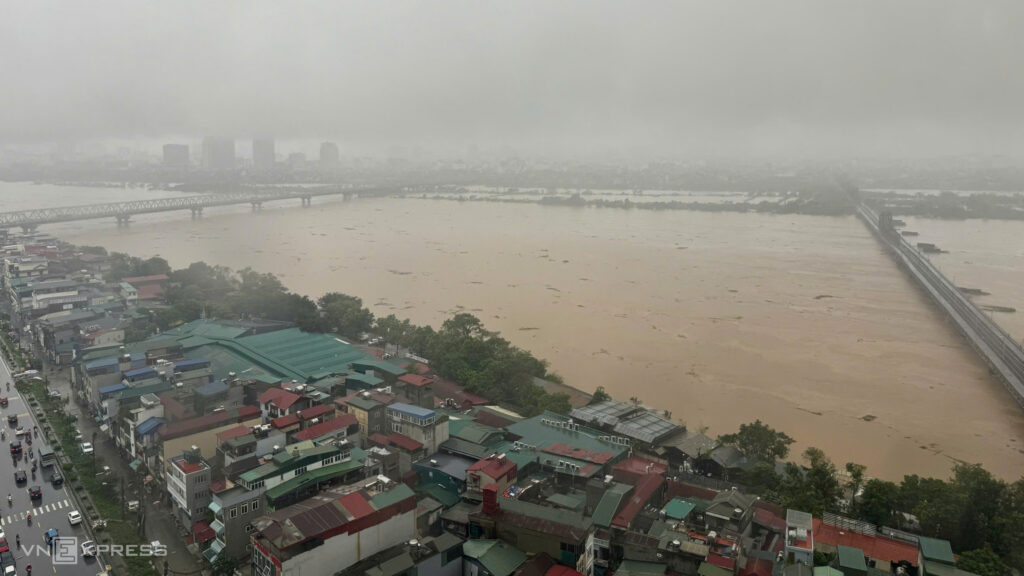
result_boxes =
[719,419,795,462]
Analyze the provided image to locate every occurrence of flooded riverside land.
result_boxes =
[12,183,1023,480]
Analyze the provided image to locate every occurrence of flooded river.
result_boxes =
[7,182,1023,481]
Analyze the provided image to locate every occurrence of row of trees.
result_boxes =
[111,255,570,416]
[711,419,1020,574]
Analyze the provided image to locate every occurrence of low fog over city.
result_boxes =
[0,3,1022,576]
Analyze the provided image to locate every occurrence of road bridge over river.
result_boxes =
[858,203,1024,410]
[0,185,399,230]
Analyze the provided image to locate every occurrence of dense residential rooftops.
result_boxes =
[293,414,356,441]
[462,540,527,576]
[398,373,433,387]
[388,402,436,420]
[612,473,664,529]
[259,387,302,410]
[159,405,260,440]
[467,454,517,480]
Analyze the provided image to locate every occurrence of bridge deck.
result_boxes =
[858,204,1024,409]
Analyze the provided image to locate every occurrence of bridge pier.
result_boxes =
[115,215,131,226]
[251,202,263,212]
[342,193,352,202]
[301,196,312,207]
[20,224,38,234]
[190,207,203,219]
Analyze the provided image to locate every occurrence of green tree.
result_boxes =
[211,554,239,576]
[845,462,867,509]
[743,461,782,496]
[318,293,374,338]
[590,386,612,404]
[719,420,795,462]
[956,548,1009,576]
[992,478,1024,569]
[856,479,900,526]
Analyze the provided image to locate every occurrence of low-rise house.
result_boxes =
[413,452,477,495]
[388,402,450,454]
[463,540,528,576]
[338,533,465,576]
[159,406,262,481]
[465,453,518,501]
[397,372,435,409]
[251,478,418,576]
[121,274,169,301]
[337,390,394,444]
[705,488,756,536]
[784,510,814,566]
[293,413,358,444]
[167,448,212,525]
[505,412,630,484]
[205,478,268,564]
[259,387,308,421]
[370,433,428,475]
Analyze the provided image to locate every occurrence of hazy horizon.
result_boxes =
[2,1,1023,159]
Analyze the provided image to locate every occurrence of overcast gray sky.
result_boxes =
[1,1,1022,158]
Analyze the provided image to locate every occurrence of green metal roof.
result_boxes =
[370,484,416,510]
[697,563,731,576]
[617,560,667,576]
[918,537,955,565]
[263,449,367,500]
[240,444,338,483]
[462,540,527,576]
[417,484,461,508]
[505,412,629,472]
[487,441,539,471]
[662,497,696,520]
[546,492,585,511]
[351,359,406,376]
[347,395,383,411]
[922,564,981,576]
[592,483,632,527]
[451,421,504,446]
[186,344,281,383]
[836,546,867,572]
[814,568,844,576]
[345,372,384,388]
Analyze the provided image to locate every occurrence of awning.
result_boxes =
[99,424,109,432]
[129,459,142,471]
[192,521,216,544]
[208,501,222,515]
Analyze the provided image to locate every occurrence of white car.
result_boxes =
[68,510,82,525]
[80,442,94,454]
[81,540,97,557]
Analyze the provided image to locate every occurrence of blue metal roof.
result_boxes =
[135,417,165,436]
[389,402,435,419]
[196,380,229,397]
[174,359,210,371]
[124,366,157,378]
[99,383,128,395]
[85,356,119,370]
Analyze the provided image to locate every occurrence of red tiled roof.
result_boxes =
[217,425,251,443]
[175,459,204,474]
[740,558,774,576]
[547,567,586,576]
[293,414,356,441]
[666,479,718,501]
[297,404,334,421]
[613,457,668,484]
[612,473,664,529]
[271,414,300,429]
[812,518,918,566]
[210,480,228,494]
[475,410,515,428]
[706,554,736,570]
[159,405,260,440]
[338,492,374,519]
[259,388,302,410]
[432,376,491,406]
[753,508,786,532]
[136,284,165,301]
[398,373,433,388]
[543,442,615,464]
[192,521,216,544]
[368,433,391,446]
[385,433,424,452]
[122,274,169,284]
[468,455,517,481]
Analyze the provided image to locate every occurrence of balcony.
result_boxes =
[211,518,225,537]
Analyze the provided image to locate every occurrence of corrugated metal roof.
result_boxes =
[592,484,631,527]
[837,546,867,571]
[918,537,954,564]
[662,497,696,520]
[463,540,527,576]
[135,417,165,436]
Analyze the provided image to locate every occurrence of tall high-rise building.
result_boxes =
[202,137,236,170]
[253,138,275,169]
[319,142,339,165]
[162,144,189,168]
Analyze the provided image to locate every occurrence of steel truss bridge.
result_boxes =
[858,203,1024,410]
[0,185,398,229]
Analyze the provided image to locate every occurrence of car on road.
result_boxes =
[47,390,61,399]
[80,442,93,454]
[28,486,41,500]
[0,397,7,408]
[68,511,82,525]
[80,540,96,557]
[8,441,20,456]
[51,470,63,486]
[44,528,58,545]
[0,538,8,555]
[5,415,14,426]
[13,427,24,436]
[13,471,26,484]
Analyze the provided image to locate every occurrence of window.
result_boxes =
[245,523,256,534]
[241,503,248,514]
[251,499,260,511]
[294,466,307,476]
[230,507,238,518]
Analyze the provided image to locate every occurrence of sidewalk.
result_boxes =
[46,361,203,575]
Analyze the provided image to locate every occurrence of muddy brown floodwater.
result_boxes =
[44,192,1024,481]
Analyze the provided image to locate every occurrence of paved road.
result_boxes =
[0,356,101,576]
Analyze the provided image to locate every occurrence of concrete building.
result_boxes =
[202,137,235,170]
[387,402,449,454]
[251,478,418,576]
[206,479,267,564]
[465,454,518,501]
[339,391,393,445]
[163,144,189,167]
[784,510,814,566]
[253,138,275,169]
[397,373,435,409]
[319,142,339,166]
[167,448,213,525]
